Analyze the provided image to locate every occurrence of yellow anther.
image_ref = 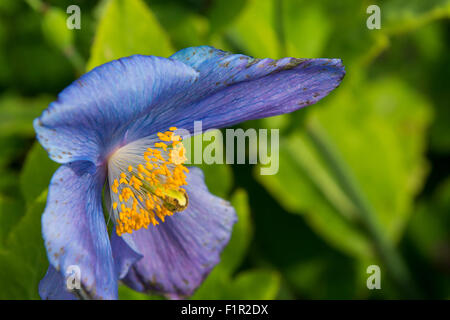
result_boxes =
[113,128,189,236]
[157,132,171,142]
[154,142,167,151]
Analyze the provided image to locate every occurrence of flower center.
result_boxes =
[108,127,189,236]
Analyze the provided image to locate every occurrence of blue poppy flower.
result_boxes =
[35,46,345,299]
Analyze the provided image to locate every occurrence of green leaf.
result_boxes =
[192,268,280,300]
[0,195,25,244]
[184,131,234,198]
[256,133,372,258]
[0,93,53,197]
[256,77,432,259]
[382,0,450,34]
[284,1,377,68]
[87,0,174,71]
[190,267,229,299]
[207,0,248,34]
[282,1,331,57]
[224,269,280,299]
[226,0,280,58]
[41,7,74,51]
[118,284,163,300]
[0,191,48,299]
[196,162,233,199]
[150,4,209,50]
[230,270,280,300]
[0,93,52,137]
[20,141,59,206]
[217,188,252,274]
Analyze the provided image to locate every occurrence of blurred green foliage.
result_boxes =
[0,0,448,299]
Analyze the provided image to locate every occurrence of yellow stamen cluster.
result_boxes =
[111,127,189,236]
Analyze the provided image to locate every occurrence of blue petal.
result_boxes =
[34,55,199,165]
[120,167,237,298]
[35,46,344,165]
[167,46,345,132]
[110,232,142,279]
[42,161,117,299]
[39,265,77,300]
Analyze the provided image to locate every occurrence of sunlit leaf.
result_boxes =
[282,1,331,57]
[223,269,280,299]
[217,188,252,274]
[118,284,163,300]
[20,142,59,206]
[0,93,52,137]
[41,7,73,51]
[226,0,280,58]
[184,131,234,199]
[87,0,174,70]
[257,77,432,258]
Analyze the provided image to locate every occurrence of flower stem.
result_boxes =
[307,121,420,298]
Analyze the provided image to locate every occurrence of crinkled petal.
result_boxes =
[35,47,344,164]
[39,265,77,300]
[164,46,345,132]
[42,161,117,299]
[120,167,236,297]
[34,55,199,164]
